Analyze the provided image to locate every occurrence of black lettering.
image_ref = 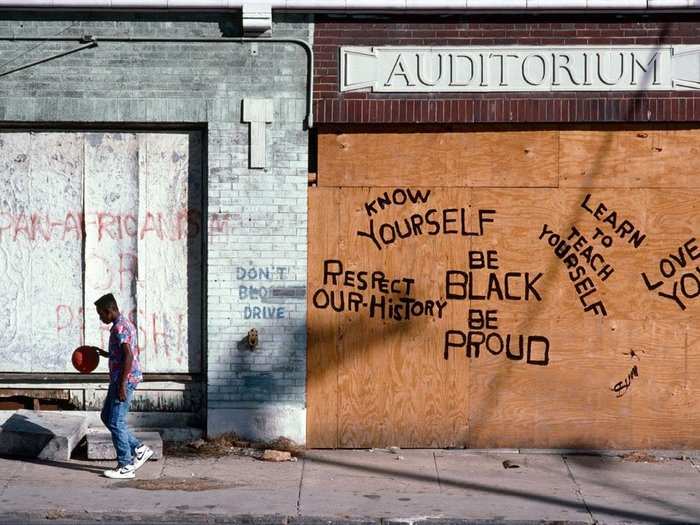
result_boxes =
[485,332,503,355]
[379,223,397,245]
[580,193,594,214]
[365,200,378,217]
[443,208,458,234]
[527,336,550,366]
[406,188,431,204]
[524,272,543,301]
[357,220,382,250]
[641,271,663,291]
[392,188,407,205]
[505,334,524,361]
[323,260,343,285]
[425,209,440,235]
[478,209,496,235]
[680,272,700,299]
[377,191,391,210]
[312,288,329,309]
[446,270,468,299]
[409,213,424,235]
[504,272,522,300]
[466,331,484,358]
[444,330,466,360]
[395,218,412,240]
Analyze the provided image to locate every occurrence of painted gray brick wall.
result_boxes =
[0,12,310,441]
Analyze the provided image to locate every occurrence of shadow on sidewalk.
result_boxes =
[304,452,697,525]
[1,456,107,475]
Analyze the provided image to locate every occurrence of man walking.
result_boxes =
[93,293,153,479]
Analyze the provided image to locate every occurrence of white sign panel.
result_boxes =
[340,46,700,93]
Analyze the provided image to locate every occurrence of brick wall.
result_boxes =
[314,14,700,124]
[0,12,310,440]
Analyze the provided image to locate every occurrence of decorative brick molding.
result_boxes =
[314,15,700,124]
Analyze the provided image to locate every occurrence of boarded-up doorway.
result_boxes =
[308,125,700,449]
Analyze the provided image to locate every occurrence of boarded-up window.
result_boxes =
[0,131,203,374]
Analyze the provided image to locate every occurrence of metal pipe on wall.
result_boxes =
[0,35,315,128]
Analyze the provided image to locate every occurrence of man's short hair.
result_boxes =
[94,293,118,311]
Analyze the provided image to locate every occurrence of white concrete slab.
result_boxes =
[300,450,442,519]
[433,450,591,522]
[564,454,700,524]
[0,409,87,461]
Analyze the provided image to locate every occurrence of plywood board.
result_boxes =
[137,133,202,373]
[468,319,689,449]
[0,133,35,372]
[308,127,700,448]
[559,126,700,188]
[0,133,84,373]
[306,187,341,448]
[84,133,139,373]
[30,134,85,372]
[308,187,473,448]
[318,130,558,188]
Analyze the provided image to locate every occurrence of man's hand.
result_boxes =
[91,346,109,358]
[118,383,127,402]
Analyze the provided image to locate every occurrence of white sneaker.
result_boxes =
[133,444,154,471]
[103,463,135,479]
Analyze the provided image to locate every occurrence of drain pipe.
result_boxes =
[0,34,315,128]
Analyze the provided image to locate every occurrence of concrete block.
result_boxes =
[87,430,163,460]
[207,403,306,444]
[0,409,87,461]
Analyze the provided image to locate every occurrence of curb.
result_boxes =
[0,511,589,525]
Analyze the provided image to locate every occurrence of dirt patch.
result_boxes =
[621,451,664,463]
[45,508,66,520]
[116,476,243,491]
[164,433,304,459]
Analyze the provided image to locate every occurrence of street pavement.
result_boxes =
[1,449,699,524]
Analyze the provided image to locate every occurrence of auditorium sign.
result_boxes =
[340,46,700,92]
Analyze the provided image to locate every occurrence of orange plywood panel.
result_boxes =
[559,126,700,188]
[318,130,558,188]
[308,127,700,449]
[306,187,341,448]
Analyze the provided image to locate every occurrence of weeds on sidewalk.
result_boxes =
[620,451,664,463]
[164,433,304,460]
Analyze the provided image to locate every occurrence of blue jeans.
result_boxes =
[101,382,142,467]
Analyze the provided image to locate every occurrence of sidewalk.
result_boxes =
[1,448,700,524]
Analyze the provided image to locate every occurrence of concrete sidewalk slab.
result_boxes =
[0,409,87,461]
[433,451,591,523]
[1,450,699,524]
[0,455,299,519]
[301,450,440,519]
[564,455,700,524]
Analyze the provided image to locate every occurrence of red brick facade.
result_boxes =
[313,15,700,125]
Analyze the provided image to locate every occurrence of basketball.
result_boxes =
[72,346,99,374]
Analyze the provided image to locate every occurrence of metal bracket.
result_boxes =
[242,3,272,36]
